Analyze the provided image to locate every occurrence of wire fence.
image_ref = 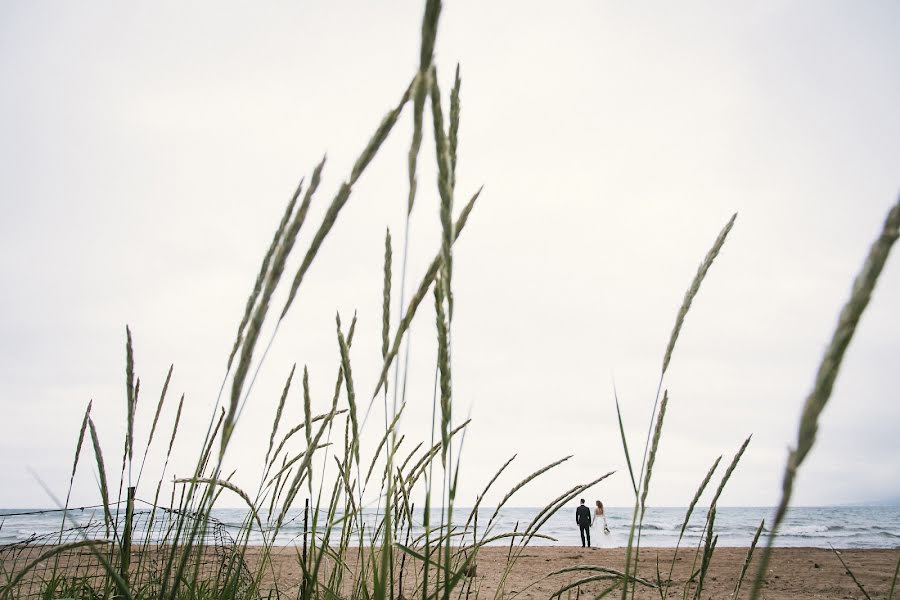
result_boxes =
[0,497,257,600]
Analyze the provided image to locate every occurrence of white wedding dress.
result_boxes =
[591,509,613,548]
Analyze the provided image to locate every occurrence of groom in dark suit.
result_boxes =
[576,498,592,547]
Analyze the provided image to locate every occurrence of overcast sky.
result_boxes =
[1,1,899,510]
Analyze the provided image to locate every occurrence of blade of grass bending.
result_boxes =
[264,445,332,488]
[464,454,516,532]
[613,384,638,497]
[225,175,305,374]
[280,81,414,323]
[136,364,172,486]
[54,398,93,580]
[365,405,405,489]
[276,401,345,530]
[732,519,764,599]
[175,477,264,533]
[486,455,572,530]
[87,418,112,538]
[224,158,325,456]
[547,565,653,585]
[750,199,900,599]
[267,409,349,472]
[661,213,737,376]
[680,456,721,539]
[404,420,471,488]
[551,576,642,599]
[400,440,425,474]
[63,400,92,519]
[829,545,873,600]
[709,435,751,508]
[264,364,296,468]
[373,187,481,398]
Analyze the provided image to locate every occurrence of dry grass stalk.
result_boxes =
[406,0,440,208]
[66,400,93,505]
[694,507,718,600]
[434,276,452,466]
[267,408,348,471]
[264,364,296,468]
[125,326,136,462]
[276,365,351,531]
[225,159,325,455]
[629,391,669,590]
[226,176,304,374]
[266,444,331,487]
[640,390,668,515]
[336,313,360,466]
[464,454,517,531]
[87,418,112,537]
[407,73,427,215]
[303,366,313,477]
[429,66,455,317]
[661,213,737,376]
[661,457,723,599]
[750,196,900,600]
[487,455,572,529]
[364,405,405,490]
[829,546,873,600]
[165,394,185,468]
[139,365,172,470]
[373,187,482,398]
[613,385,638,497]
[680,456,721,538]
[449,64,461,190]
[732,519,764,599]
[383,229,393,361]
[709,435,751,508]
[280,82,414,322]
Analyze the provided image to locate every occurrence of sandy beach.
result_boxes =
[3,543,897,599]
[250,546,899,599]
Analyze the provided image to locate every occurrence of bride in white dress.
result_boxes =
[592,500,612,547]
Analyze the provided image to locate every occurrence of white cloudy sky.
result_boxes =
[1,1,899,510]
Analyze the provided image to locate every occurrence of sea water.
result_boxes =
[2,506,898,548]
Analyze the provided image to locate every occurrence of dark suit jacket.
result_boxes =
[576,505,591,527]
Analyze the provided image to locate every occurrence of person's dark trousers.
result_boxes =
[579,525,591,547]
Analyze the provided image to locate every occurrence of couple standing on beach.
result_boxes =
[575,499,609,548]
